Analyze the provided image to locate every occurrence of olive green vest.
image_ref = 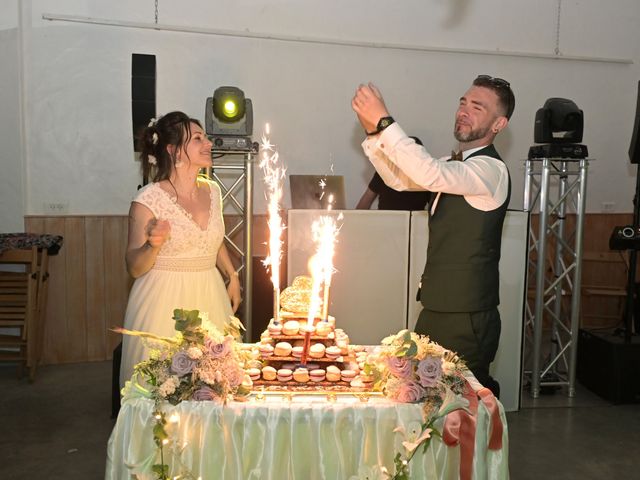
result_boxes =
[419,145,511,312]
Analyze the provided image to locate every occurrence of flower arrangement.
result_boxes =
[118,309,251,480]
[354,329,469,480]
[367,329,467,406]
[120,308,251,405]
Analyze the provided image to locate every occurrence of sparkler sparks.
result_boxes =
[260,124,286,324]
[306,213,342,325]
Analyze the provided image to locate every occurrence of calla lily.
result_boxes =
[436,388,470,419]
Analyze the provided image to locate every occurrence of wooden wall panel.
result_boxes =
[39,217,67,364]
[85,217,107,361]
[103,217,130,356]
[64,217,87,362]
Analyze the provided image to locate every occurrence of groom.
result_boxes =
[352,76,515,396]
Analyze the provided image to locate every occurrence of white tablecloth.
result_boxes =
[106,381,509,479]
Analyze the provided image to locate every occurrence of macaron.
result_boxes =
[277,368,293,382]
[292,346,304,358]
[259,344,274,358]
[310,369,326,382]
[293,368,310,383]
[325,345,341,360]
[341,369,357,383]
[359,373,375,385]
[301,324,316,335]
[315,322,332,337]
[350,378,365,391]
[309,343,326,359]
[326,365,341,382]
[247,367,261,381]
[282,320,300,336]
[262,366,277,381]
[274,342,292,357]
[268,323,283,336]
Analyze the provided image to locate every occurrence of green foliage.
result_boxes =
[173,309,202,333]
[392,453,410,480]
[151,464,169,479]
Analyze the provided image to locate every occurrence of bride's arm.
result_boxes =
[216,243,242,312]
[125,202,170,278]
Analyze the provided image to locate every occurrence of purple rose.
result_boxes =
[394,380,426,403]
[171,350,195,376]
[386,356,414,379]
[416,356,443,388]
[192,386,219,402]
[205,337,232,359]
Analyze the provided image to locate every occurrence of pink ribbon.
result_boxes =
[442,382,504,480]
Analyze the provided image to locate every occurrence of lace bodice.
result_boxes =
[133,181,225,258]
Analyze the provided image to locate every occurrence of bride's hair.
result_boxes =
[138,111,202,183]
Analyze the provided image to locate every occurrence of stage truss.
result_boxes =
[523,156,589,398]
[209,146,257,341]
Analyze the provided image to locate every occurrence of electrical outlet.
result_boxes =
[601,201,615,213]
[43,202,69,214]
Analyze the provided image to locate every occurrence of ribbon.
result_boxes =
[442,382,504,480]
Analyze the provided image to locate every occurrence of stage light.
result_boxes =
[205,86,254,151]
[534,98,584,144]
[529,98,587,159]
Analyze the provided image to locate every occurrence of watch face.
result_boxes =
[378,117,394,130]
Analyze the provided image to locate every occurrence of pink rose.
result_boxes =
[206,337,232,359]
[386,356,414,379]
[171,350,195,376]
[416,356,442,388]
[192,386,219,401]
[394,380,426,403]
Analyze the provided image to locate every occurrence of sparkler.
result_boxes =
[260,123,286,325]
[306,213,342,326]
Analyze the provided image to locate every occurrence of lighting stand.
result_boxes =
[209,143,258,341]
[523,155,589,398]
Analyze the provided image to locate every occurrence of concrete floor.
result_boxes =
[1,361,639,479]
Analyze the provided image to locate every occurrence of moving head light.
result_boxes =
[205,86,254,151]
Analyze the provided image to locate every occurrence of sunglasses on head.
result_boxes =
[475,75,511,89]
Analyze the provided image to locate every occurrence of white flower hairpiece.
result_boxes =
[148,154,157,165]
[152,132,159,145]
[148,118,157,127]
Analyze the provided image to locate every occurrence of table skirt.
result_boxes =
[106,393,509,480]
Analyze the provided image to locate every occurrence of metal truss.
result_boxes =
[209,146,257,341]
[523,156,589,398]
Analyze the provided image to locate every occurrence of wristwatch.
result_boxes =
[367,116,395,136]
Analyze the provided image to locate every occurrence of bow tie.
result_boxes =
[450,150,463,161]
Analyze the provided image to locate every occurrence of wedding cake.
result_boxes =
[247,276,373,391]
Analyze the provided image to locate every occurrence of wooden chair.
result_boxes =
[0,247,48,381]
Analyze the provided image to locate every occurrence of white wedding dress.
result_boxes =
[119,180,233,388]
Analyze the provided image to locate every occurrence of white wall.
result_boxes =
[0,1,23,232]
[2,0,640,227]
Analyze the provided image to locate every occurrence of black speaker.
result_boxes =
[577,329,640,403]
[629,81,640,164]
[131,53,156,151]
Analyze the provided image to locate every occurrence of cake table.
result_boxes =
[105,374,509,480]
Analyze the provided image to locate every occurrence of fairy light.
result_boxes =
[169,413,180,423]
[260,123,286,325]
